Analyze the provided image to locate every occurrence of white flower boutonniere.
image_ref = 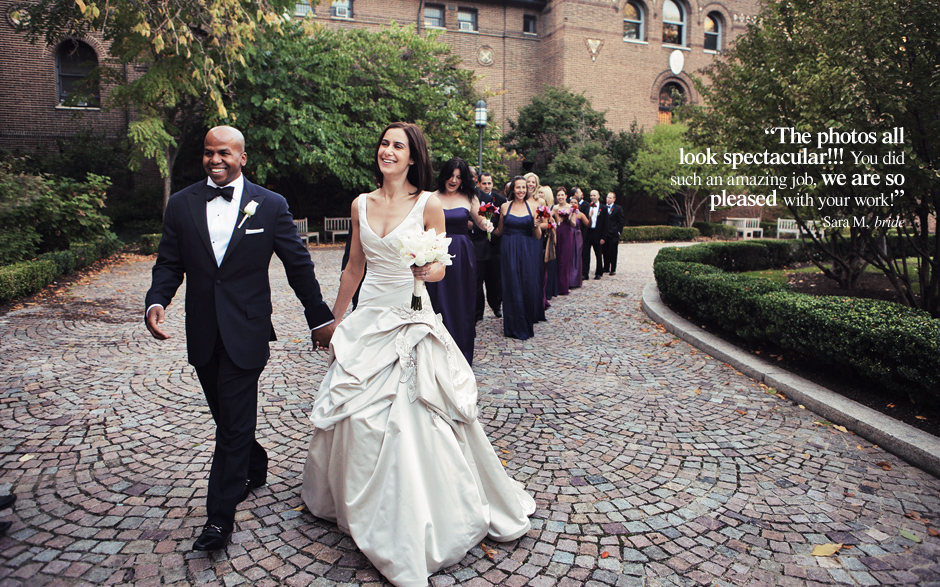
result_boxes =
[237,200,259,229]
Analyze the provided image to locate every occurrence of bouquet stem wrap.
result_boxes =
[412,279,426,310]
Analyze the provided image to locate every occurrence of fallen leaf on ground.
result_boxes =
[844,492,855,498]
[905,512,924,522]
[916,416,927,420]
[500,449,510,454]
[899,529,922,543]
[736,409,747,415]
[480,542,498,560]
[875,461,892,471]
[601,551,609,559]
[928,528,939,537]
[887,403,896,408]
[812,543,843,556]
[833,425,849,433]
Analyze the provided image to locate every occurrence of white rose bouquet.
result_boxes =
[396,228,453,310]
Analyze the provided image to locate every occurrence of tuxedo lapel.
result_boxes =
[187,181,217,264]
[220,179,266,268]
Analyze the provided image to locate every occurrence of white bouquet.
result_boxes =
[396,228,453,310]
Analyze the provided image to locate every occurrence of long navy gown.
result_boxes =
[500,202,542,340]
[427,207,476,365]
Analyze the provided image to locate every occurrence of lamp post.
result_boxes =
[474,99,487,174]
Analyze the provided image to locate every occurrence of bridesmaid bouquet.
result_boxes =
[396,228,453,310]
[478,202,500,240]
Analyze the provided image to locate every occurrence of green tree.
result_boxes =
[545,141,615,196]
[607,123,646,214]
[502,86,610,173]
[223,20,506,215]
[628,123,706,228]
[689,0,940,313]
[19,0,296,210]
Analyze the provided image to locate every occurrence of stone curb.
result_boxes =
[641,281,940,480]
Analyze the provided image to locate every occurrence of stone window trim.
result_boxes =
[661,0,687,47]
[623,1,646,43]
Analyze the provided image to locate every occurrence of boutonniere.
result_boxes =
[237,200,259,229]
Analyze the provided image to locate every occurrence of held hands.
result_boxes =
[146,306,170,340]
[312,322,335,353]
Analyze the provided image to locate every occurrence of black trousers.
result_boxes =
[194,334,266,532]
[591,239,604,277]
[475,253,502,319]
[603,238,619,273]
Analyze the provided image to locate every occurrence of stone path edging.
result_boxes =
[642,282,940,480]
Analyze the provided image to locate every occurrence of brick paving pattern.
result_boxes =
[1,243,938,587]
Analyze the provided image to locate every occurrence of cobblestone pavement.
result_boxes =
[1,243,938,587]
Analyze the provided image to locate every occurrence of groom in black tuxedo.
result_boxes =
[145,126,335,551]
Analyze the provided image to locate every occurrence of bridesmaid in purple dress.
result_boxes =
[426,157,492,365]
[569,202,589,289]
[553,188,574,296]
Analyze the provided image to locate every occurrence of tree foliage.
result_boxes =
[223,20,507,213]
[628,123,706,228]
[502,86,611,173]
[19,0,296,209]
[688,0,940,314]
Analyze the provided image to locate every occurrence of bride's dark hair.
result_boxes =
[373,122,433,195]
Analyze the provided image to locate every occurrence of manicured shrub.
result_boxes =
[37,250,77,276]
[653,241,940,407]
[692,222,736,238]
[621,225,699,242]
[140,234,162,255]
[0,260,57,302]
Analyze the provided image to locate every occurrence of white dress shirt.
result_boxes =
[207,175,245,267]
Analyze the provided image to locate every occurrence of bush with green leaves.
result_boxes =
[0,260,57,302]
[621,226,699,242]
[140,234,162,255]
[692,222,737,238]
[0,162,116,264]
[653,242,940,407]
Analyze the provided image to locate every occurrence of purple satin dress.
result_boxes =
[570,216,584,288]
[555,216,575,295]
[426,207,476,365]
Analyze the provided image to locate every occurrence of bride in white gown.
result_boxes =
[301,122,536,587]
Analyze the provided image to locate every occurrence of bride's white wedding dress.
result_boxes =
[301,191,535,587]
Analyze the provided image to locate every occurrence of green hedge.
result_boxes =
[0,260,58,302]
[653,242,940,407]
[0,234,123,303]
[621,225,699,242]
[692,222,737,238]
[140,234,161,255]
[655,240,809,272]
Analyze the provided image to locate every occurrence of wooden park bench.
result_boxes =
[777,218,825,239]
[293,218,319,246]
[324,217,352,243]
[723,217,763,239]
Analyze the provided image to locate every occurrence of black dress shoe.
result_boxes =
[0,521,11,536]
[239,478,265,504]
[193,524,231,551]
[594,275,602,280]
[0,495,15,511]
[493,309,502,318]
[610,272,616,276]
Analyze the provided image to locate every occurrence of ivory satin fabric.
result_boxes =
[302,192,535,587]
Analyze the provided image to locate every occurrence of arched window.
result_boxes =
[56,40,99,107]
[704,12,722,51]
[658,82,684,124]
[623,2,644,41]
[662,0,685,46]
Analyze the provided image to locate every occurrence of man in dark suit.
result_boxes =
[145,126,334,552]
[603,191,625,275]
[585,190,609,279]
[472,172,506,320]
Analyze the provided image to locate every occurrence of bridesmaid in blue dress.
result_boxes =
[426,157,492,365]
[494,177,544,340]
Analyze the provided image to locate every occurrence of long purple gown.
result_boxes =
[427,207,476,365]
[570,216,584,289]
[555,216,574,295]
[501,203,542,340]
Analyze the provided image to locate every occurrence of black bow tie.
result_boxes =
[207,186,235,202]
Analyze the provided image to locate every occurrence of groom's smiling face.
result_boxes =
[203,128,247,187]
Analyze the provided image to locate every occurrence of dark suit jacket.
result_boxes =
[472,190,507,260]
[586,203,609,245]
[606,204,625,240]
[145,178,333,370]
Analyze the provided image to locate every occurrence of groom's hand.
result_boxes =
[146,306,171,340]
[312,322,335,351]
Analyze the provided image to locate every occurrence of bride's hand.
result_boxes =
[411,262,436,281]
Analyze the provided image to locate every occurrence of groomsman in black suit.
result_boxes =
[473,172,506,320]
[603,191,625,276]
[585,190,609,279]
[145,126,335,552]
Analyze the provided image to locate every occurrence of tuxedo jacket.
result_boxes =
[145,178,333,370]
[586,203,609,245]
[605,204,625,239]
[472,190,507,259]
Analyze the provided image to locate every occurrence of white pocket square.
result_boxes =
[245,228,264,235]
